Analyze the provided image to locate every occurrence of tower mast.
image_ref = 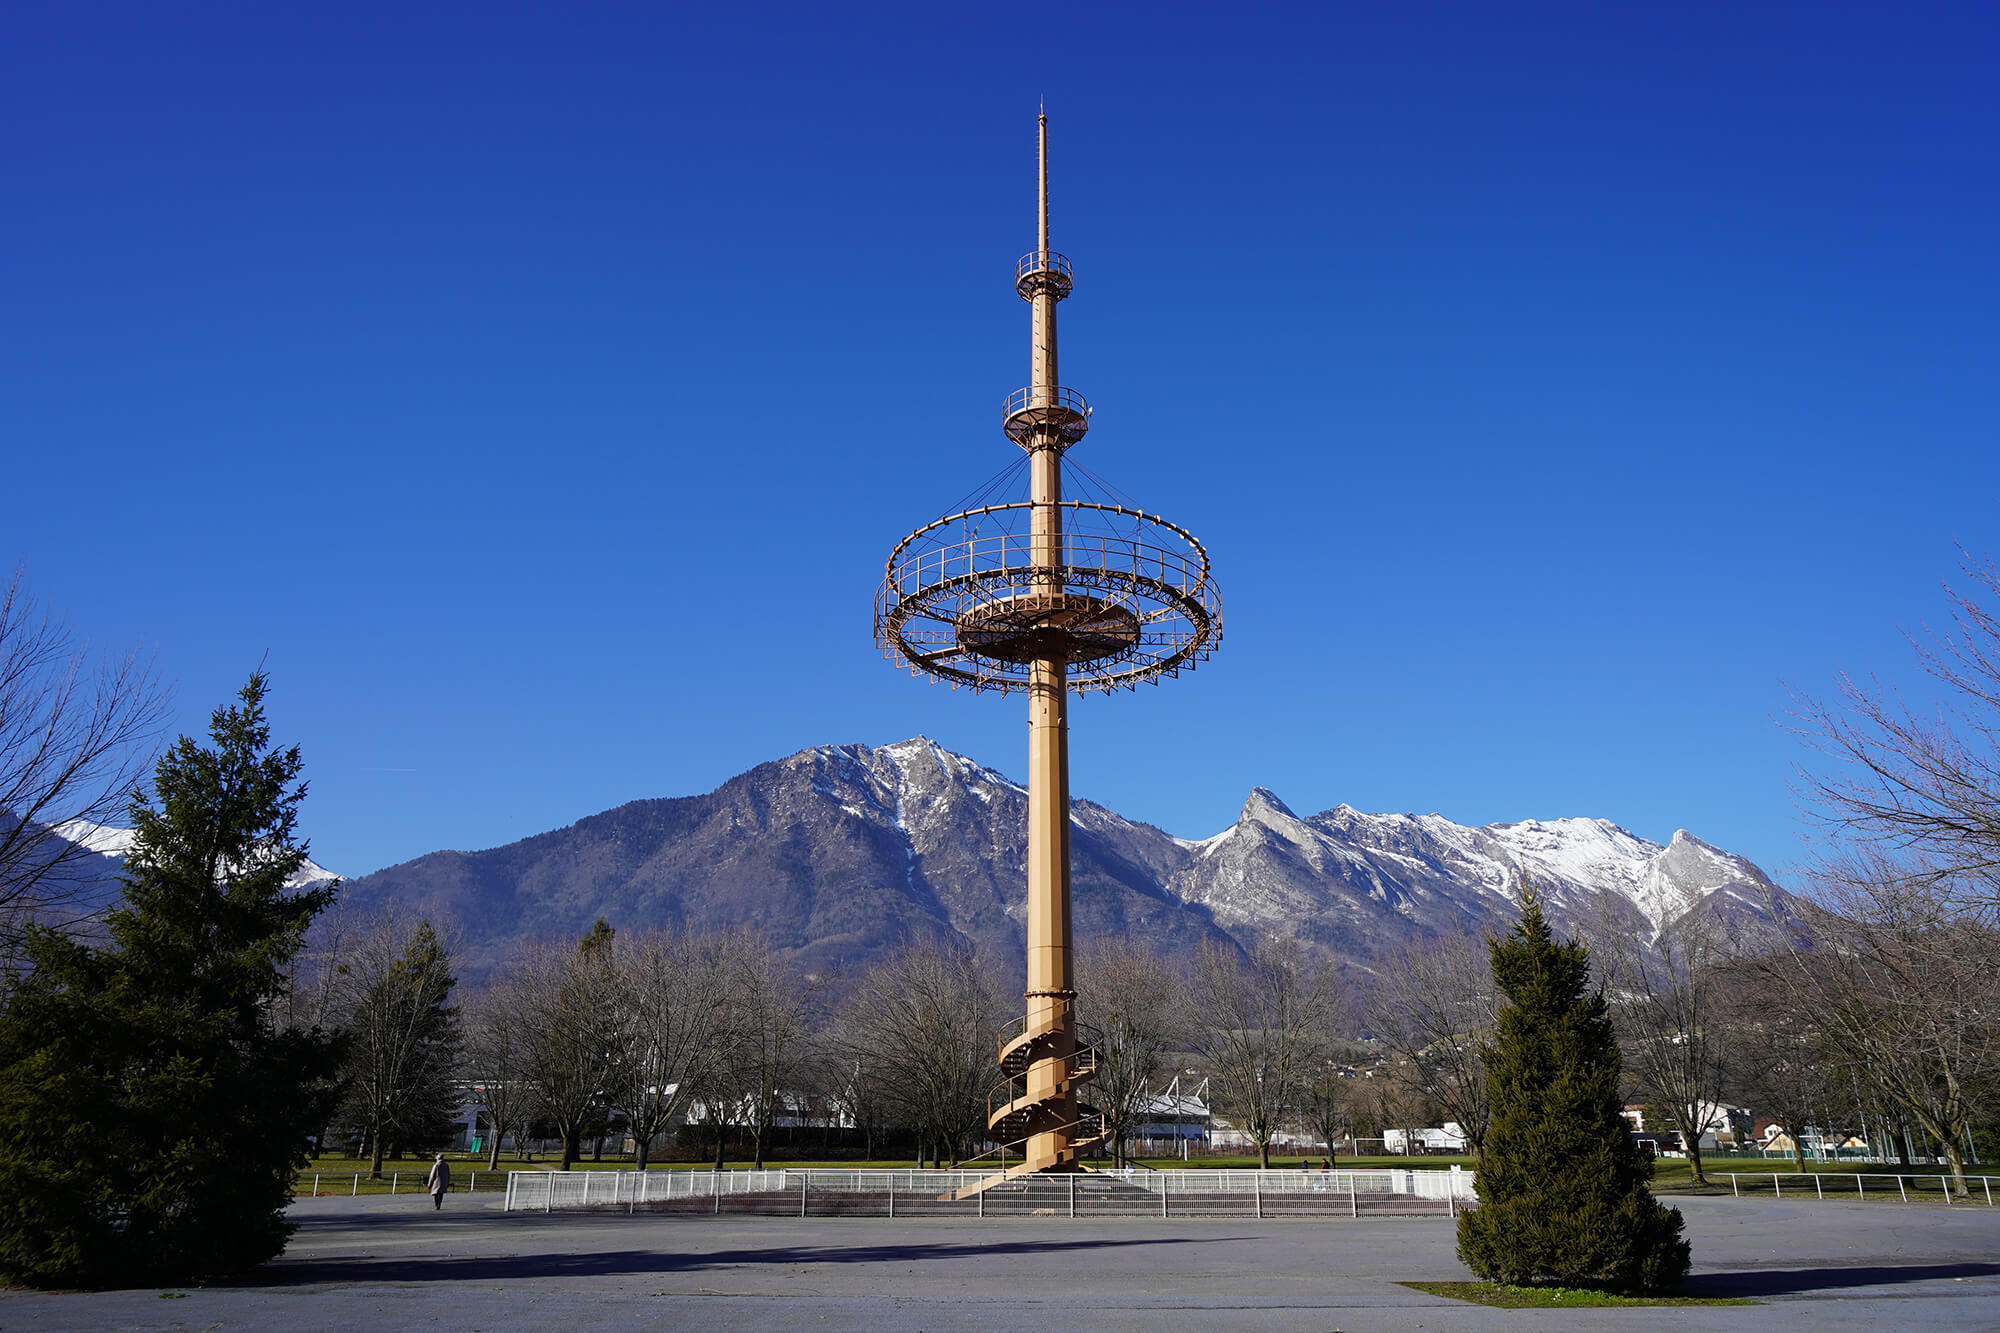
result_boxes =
[1022,110,1078,1172]
[875,114,1221,1188]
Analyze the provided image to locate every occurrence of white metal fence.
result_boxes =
[1723,1172,2000,1205]
[300,1170,511,1197]
[503,1166,1478,1218]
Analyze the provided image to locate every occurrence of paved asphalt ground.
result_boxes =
[3,1193,1999,1331]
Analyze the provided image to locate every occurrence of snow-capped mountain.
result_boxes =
[1171,787,1784,963]
[332,739,1791,986]
[50,819,341,894]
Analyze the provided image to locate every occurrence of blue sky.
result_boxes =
[6,2,1997,881]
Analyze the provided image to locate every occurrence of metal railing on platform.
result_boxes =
[501,1166,1478,1218]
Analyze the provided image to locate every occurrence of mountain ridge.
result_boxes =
[56,739,1792,986]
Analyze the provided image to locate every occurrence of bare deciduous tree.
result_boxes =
[462,975,537,1169]
[0,571,167,951]
[1187,937,1338,1169]
[1793,547,2000,907]
[1077,937,1181,1168]
[1365,933,1499,1158]
[806,1022,892,1160]
[517,920,620,1170]
[711,934,812,1169]
[1298,1057,1352,1163]
[833,937,998,1168]
[1596,892,1732,1187]
[1715,961,1840,1171]
[600,927,735,1169]
[1768,850,2000,1195]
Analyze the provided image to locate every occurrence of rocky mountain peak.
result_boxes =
[1238,786,1303,829]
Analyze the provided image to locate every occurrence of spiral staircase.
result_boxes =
[949,1016,1107,1199]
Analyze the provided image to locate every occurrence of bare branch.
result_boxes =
[0,570,169,947]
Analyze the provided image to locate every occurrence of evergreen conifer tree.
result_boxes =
[1456,889,1690,1292]
[0,674,340,1288]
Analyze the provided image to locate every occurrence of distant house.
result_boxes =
[1383,1124,1470,1155]
[1755,1120,1869,1158]
[1619,1102,1749,1155]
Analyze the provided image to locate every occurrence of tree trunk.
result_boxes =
[369,1125,386,1179]
[1945,1141,1969,1196]
[714,1120,727,1170]
[487,1132,503,1171]
[561,1128,580,1171]
[1258,1139,1271,1169]
[634,1128,652,1171]
[1686,1135,1706,1186]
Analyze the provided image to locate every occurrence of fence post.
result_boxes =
[1815,1174,1823,1199]
[979,1181,985,1219]
[469,1171,476,1194]
[352,1173,359,1197]
[312,1173,320,1197]
[1161,1178,1168,1219]
[1254,1173,1262,1220]
[888,1176,895,1219]
[1069,1173,1077,1219]
[1941,1176,1951,1204]
[1898,1176,1908,1202]
[713,1170,720,1215]
[1857,1175,1864,1198]
[1986,1178,1993,1207]
[1350,1183,1357,1219]
[801,1172,808,1218]
[1731,1175,1739,1198]
[391,1172,398,1196]
[1773,1174,1781,1197]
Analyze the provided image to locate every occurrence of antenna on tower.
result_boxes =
[1037,110,1050,256]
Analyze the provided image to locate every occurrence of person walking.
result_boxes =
[426,1153,452,1210]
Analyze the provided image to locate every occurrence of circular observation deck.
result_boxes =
[1003,385,1091,448]
[875,501,1222,694]
[1017,250,1074,301]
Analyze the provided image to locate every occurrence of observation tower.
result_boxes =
[875,115,1222,1183]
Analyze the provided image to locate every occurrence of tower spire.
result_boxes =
[1038,111,1050,258]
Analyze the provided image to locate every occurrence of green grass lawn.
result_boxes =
[1403,1281,1754,1308]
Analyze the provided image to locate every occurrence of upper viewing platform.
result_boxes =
[1016,249,1073,301]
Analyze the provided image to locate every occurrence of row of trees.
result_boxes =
[317,870,1996,1192]
[428,929,1345,1173]
[1365,875,2000,1195]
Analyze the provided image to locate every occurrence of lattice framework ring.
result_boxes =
[875,501,1222,694]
